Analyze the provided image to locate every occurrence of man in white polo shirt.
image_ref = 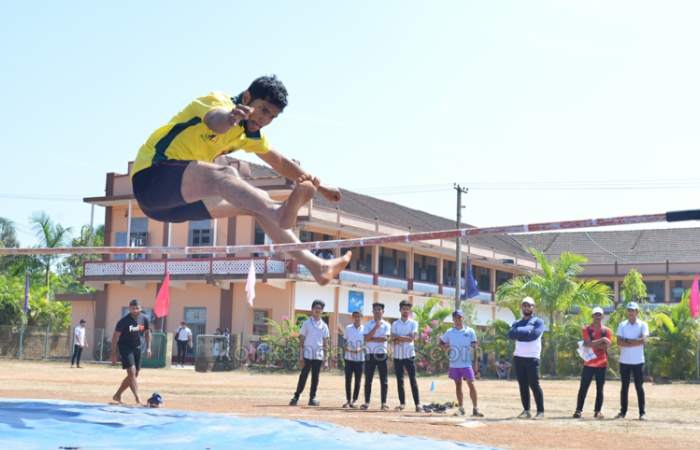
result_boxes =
[290,300,330,407]
[174,322,192,367]
[440,310,484,417]
[342,310,364,408]
[507,297,545,419]
[615,302,649,420]
[71,319,88,368]
[361,302,391,411]
[391,300,422,412]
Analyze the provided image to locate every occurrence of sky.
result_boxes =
[1,0,699,247]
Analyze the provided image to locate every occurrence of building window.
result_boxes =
[114,217,149,261]
[189,220,212,258]
[379,248,407,278]
[671,280,692,303]
[474,265,490,292]
[414,255,437,283]
[644,281,665,303]
[344,246,372,273]
[443,260,456,286]
[253,310,270,336]
[496,270,513,287]
[184,307,207,355]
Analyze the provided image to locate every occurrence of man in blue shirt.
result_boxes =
[507,297,545,419]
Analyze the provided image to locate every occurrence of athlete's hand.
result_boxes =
[299,357,305,368]
[146,348,152,358]
[111,356,117,366]
[228,105,254,126]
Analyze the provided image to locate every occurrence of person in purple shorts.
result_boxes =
[440,310,484,417]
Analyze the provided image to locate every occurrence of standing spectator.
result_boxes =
[573,306,612,419]
[507,297,545,419]
[71,319,88,368]
[496,357,512,380]
[440,310,484,417]
[342,310,364,408]
[111,299,151,405]
[391,300,422,412]
[290,300,330,406]
[361,302,391,411]
[174,321,192,367]
[615,302,649,420]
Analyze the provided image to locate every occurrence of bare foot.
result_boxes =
[312,251,352,286]
[112,394,123,404]
[278,181,316,229]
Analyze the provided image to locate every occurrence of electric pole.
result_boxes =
[454,184,468,310]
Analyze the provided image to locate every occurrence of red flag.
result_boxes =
[690,274,699,319]
[154,272,170,318]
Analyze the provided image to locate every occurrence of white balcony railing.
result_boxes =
[377,276,409,290]
[84,258,287,278]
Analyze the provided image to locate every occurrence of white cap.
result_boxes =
[521,297,536,306]
[626,302,640,310]
[591,307,604,316]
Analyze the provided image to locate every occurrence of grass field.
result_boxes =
[1,360,699,450]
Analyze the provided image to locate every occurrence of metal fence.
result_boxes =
[0,326,110,362]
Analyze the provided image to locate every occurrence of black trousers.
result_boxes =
[620,363,645,416]
[71,345,83,366]
[364,353,388,404]
[176,340,188,365]
[294,359,322,399]
[514,356,544,413]
[344,360,363,402]
[575,366,606,413]
[394,357,420,406]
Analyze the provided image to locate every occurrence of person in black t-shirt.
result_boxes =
[111,299,151,404]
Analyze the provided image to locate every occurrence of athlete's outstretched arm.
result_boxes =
[257,149,341,202]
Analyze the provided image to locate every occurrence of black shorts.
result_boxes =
[132,160,212,223]
[119,345,142,371]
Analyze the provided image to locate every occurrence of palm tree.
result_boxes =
[31,212,71,298]
[497,249,612,375]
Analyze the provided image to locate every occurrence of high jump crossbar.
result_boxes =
[1,209,698,257]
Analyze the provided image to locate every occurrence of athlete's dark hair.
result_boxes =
[248,75,288,110]
[311,299,325,310]
[399,300,412,309]
[372,302,385,311]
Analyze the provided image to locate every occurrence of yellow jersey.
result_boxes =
[131,92,270,176]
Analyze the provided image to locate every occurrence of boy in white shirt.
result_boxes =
[343,310,364,408]
[361,302,391,411]
[615,302,649,420]
[290,300,330,407]
[71,319,88,368]
[391,300,422,412]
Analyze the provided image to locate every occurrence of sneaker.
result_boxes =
[533,412,545,420]
[472,408,484,418]
[380,404,390,411]
[360,403,369,410]
[308,398,320,406]
[453,407,466,416]
[517,410,531,419]
[415,405,424,413]
[349,401,358,409]
[289,397,299,406]
[342,401,351,408]
[594,412,604,420]
[614,412,626,420]
[573,411,582,419]
[395,404,405,411]
[639,414,647,421]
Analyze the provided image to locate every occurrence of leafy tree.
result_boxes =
[645,291,700,379]
[57,224,105,294]
[497,249,612,375]
[30,212,72,297]
[621,269,647,305]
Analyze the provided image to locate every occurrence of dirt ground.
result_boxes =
[1,360,698,450]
